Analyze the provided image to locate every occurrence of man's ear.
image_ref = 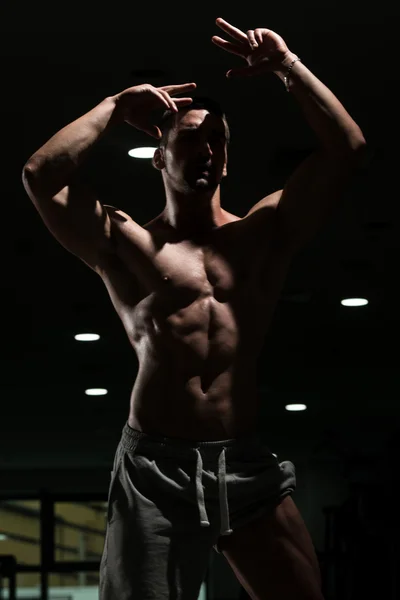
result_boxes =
[152,147,165,170]
[222,153,228,178]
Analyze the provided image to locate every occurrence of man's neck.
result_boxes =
[161,186,225,238]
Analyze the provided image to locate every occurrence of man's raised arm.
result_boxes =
[22,83,196,271]
[212,18,367,252]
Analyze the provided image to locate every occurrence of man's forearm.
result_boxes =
[22,95,119,198]
[274,53,366,159]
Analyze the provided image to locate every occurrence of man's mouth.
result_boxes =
[197,164,212,174]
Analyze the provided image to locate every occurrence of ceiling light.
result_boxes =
[85,388,108,396]
[340,298,369,307]
[128,147,156,159]
[285,404,307,412]
[74,333,100,341]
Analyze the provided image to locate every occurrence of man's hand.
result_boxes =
[113,82,197,138]
[212,17,294,78]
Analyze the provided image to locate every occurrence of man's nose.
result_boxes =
[199,141,212,158]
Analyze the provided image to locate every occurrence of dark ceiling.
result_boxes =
[1,2,399,474]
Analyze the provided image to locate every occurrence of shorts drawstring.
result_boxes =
[195,446,233,536]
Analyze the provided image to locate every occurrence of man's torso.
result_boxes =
[97,207,291,440]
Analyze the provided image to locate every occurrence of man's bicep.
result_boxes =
[276,150,357,252]
[25,173,115,273]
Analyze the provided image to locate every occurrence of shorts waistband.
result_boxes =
[120,422,264,460]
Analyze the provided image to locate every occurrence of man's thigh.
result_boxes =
[100,513,212,600]
[218,496,324,600]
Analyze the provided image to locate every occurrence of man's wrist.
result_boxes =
[273,51,299,79]
[108,93,126,126]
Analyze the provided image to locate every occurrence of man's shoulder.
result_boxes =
[244,190,283,218]
[102,205,159,254]
[104,205,159,235]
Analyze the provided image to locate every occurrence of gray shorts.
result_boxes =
[100,422,296,600]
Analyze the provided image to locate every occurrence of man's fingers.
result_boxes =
[174,97,194,106]
[143,125,162,139]
[153,90,172,110]
[246,30,258,49]
[158,89,178,112]
[160,83,197,95]
[215,17,248,43]
[254,29,265,45]
[212,36,247,57]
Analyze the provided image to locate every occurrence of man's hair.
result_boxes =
[158,96,230,148]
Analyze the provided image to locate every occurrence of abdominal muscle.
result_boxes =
[127,317,263,441]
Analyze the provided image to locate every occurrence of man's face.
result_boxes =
[162,109,228,192]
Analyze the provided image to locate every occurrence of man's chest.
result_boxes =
[147,234,270,305]
[103,216,290,314]
[127,236,290,356]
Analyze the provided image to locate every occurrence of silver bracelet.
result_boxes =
[284,56,301,92]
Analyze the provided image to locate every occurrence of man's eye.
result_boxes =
[180,131,196,139]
